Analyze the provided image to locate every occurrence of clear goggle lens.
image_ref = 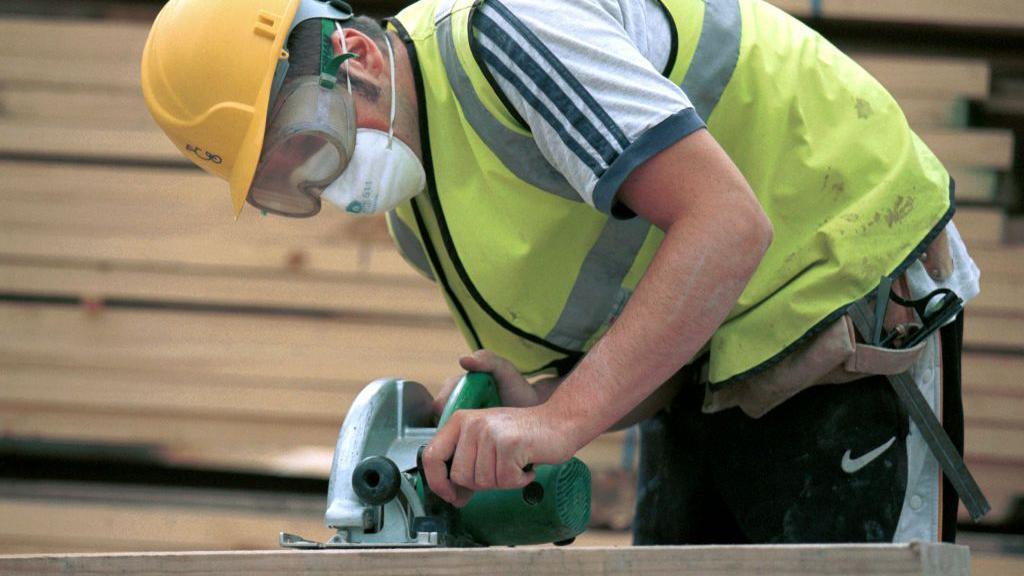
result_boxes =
[248,74,356,217]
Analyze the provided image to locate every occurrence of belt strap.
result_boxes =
[848,298,990,521]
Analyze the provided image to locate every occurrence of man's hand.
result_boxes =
[422,404,576,507]
[432,350,544,418]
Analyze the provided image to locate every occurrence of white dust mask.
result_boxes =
[322,30,425,216]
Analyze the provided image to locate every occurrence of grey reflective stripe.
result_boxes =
[433,0,740,350]
[545,217,651,350]
[387,210,435,281]
[544,0,741,347]
[681,0,742,120]
[436,13,581,202]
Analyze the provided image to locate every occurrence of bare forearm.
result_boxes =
[530,376,563,404]
[541,209,771,451]
[533,372,679,431]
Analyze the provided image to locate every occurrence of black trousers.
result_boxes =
[632,314,964,544]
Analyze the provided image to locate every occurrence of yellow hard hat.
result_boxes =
[141,0,353,216]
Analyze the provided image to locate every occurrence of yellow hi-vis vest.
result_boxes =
[386,0,954,383]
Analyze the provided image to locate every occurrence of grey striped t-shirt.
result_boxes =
[466,0,981,305]
[470,0,702,214]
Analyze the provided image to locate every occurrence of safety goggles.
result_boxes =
[247,19,357,217]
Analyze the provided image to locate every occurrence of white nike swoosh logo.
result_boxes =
[841,436,897,474]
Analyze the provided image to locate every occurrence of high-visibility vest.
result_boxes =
[387,0,953,383]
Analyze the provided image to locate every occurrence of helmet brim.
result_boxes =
[228,0,302,217]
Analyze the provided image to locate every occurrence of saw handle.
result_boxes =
[437,371,502,426]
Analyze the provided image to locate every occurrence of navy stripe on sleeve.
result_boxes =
[476,42,607,174]
[472,2,631,176]
[486,0,631,151]
[593,107,706,216]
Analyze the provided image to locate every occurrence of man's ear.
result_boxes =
[331,27,386,81]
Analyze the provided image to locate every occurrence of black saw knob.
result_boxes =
[352,456,401,505]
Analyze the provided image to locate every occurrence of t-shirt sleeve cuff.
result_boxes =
[591,107,706,217]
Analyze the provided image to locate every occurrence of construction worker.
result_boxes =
[142,0,984,544]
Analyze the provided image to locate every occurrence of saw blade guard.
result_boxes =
[323,378,435,539]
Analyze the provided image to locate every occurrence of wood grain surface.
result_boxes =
[0,543,971,576]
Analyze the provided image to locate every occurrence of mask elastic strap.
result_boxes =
[335,21,353,94]
[383,32,397,148]
[332,21,397,147]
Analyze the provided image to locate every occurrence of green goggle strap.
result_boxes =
[319,19,358,89]
[267,18,358,116]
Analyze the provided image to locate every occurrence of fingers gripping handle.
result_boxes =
[432,372,533,475]
[420,373,589,546]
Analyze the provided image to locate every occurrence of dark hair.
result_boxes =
[284,16,387,102]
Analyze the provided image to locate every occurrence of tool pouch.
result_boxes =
[703,271,928,419]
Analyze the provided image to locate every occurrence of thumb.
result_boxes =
[459,350,537,407]
[458,350,498,373]
[460,350,521,385]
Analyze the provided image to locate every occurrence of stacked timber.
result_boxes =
[769,0,1024,31]
[0,4,1021,555]
[0,14,630,552]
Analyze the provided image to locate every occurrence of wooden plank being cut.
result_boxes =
[0,543,970,576]
[769,0,1024,31]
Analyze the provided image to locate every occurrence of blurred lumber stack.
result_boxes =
[769,0,1024,30]
[0,14,630,552]
[0,2,1022,555]
[0,13,463,553]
